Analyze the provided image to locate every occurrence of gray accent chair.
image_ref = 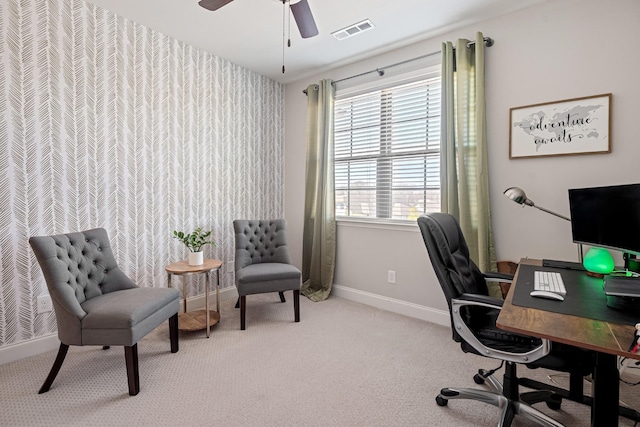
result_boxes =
[233,219,301,330]
[29,228,179,396]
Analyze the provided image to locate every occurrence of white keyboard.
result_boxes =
[534,271,567,296]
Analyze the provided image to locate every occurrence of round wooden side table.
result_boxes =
[165,258,223,338]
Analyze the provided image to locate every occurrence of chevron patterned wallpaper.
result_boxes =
[0,0,284,347]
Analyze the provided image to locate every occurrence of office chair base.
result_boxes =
[479,369,564,409]
[521,390,562,410]
[476,369,561,410]
[436,387,563,427]
[477,369,504,394]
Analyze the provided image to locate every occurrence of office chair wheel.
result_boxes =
[546,393,562,410]
[435,395,448,406]
[473,373,485,385]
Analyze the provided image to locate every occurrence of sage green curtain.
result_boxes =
[301,80,336,302]
[441,32,496,272]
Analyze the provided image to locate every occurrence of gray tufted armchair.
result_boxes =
[233,219,301,330]
[29,228,179,396]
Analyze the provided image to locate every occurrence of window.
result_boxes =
[334,71,441,222]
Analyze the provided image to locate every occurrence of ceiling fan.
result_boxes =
[198,0,319,39]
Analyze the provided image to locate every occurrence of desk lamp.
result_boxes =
[503,187,614,276]
[503,187,570,221]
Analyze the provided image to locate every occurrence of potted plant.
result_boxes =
[172,227,217,266]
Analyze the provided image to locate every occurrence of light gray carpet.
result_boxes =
[0,294,638,426]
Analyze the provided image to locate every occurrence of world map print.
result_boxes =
[510,95,610,158]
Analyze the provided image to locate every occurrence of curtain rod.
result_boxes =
[303,36,494,94]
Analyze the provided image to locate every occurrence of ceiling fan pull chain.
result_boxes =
[282,0,286,73]
[288,1,292,48]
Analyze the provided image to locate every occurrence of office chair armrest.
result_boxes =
[483,272,513,283]
[451,295,551,364]
[457,293,503,308]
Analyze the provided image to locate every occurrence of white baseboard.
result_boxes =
[0,333,60,366]
[331,284,450,327]
[0,287,240,366]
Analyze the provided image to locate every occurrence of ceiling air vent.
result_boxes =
[331,19,375,41]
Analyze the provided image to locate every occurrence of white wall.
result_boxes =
[284,0,640,315]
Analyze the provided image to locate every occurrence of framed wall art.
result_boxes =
[509,93,611,159]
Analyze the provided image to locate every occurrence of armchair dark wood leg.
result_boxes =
[279,291,286,303]
[169,313,179,353]
[103,346,110,350]
[294,289,300,322]
[235,297,240,309]
[124,344,140,396]
[39,343,69,394]
[240,295,246,330]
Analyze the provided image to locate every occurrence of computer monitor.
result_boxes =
[568,183,640,261]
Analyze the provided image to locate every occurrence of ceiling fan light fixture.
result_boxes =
[331,19,375,41]
[198,0,234,11]
[290,0,319,38]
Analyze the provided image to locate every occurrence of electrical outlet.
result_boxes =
[387,270,396,284]
[37,295,53,313]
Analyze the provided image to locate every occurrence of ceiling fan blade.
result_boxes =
[198,0,234,11]
[290,0,319,38]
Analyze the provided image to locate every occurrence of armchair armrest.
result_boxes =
[451,293,550,364]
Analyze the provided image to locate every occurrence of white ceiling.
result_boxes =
[83,0,548,84]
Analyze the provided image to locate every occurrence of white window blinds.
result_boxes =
[334,73,441,221]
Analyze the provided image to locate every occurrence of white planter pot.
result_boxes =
[188,251,204,266]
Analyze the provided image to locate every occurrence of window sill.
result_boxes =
[336,217,420,232]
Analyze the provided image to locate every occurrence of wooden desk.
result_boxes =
[497,258,639,427]
[166,259,222,339]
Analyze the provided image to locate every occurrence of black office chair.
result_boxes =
[418,213,594,427]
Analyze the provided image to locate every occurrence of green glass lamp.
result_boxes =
[582,247,614,277]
